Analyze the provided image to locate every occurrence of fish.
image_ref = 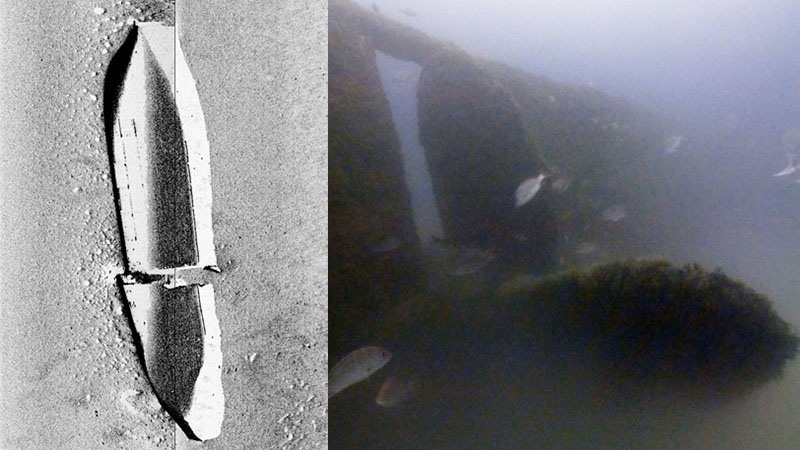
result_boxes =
[369,236,406,253]
[575,242,597,254]
[512,233,529,242]
[497,273,538,296]
[375,375,418,407]
[515,173,548,208]
[449,249,495,276]
[329,346,392,399]
[773,152,798,177]
[551,175,573,193]
[602,205,626,222]
[430,237,496,276]
[663,134,683,154]
[431,235,485,249]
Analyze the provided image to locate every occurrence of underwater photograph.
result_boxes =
[329,0,800,448]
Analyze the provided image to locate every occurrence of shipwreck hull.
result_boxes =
[106,23,216,274]
[105,22,224,441]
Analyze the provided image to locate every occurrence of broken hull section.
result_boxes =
[105,22,224,441]
[108,23,216,273]
[123,280,224,441]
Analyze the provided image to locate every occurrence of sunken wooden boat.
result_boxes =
[105,22,224,441]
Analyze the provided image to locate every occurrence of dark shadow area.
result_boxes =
[147,284,204,416]
[330,260,798,449]
[143,54,198,269]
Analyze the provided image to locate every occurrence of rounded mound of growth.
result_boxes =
[528,260,798,392]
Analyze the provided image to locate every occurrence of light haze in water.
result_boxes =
[349,1,800,448]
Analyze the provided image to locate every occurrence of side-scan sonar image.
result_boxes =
[328,0,800,449]
[0,1,326,449]
[107,21,224,440]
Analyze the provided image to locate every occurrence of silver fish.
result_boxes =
[575,242,597,254]
[773,152,798,177]
[369,236,405,253]
[515,173,548,208]
[663,134,683,154]
[329,346,392,399]
[449,247,495,276]
[602,205,626,222]
[551,175,573,193]
[512,233,529,242]
[375,375,418,407]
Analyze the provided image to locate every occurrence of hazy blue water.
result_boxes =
[359,0,800,127]
[375,51,443,245]
[358,0,800,333]
[338,1,800,448]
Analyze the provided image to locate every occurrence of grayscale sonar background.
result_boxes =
[0,0,328,448]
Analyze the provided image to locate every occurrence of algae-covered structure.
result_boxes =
[329,18,425,355]
[329,0,686,276]
[329,0,798,393]
[371,259,798,398]
[417,51,557,271]
[519,260,799,392]
[332,260,798,449]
